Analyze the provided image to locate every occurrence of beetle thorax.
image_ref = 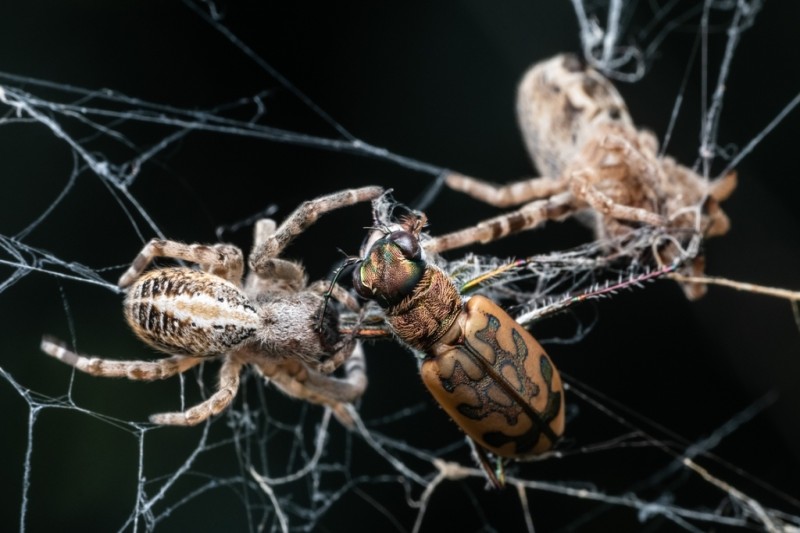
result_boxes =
[385,265,463,352]
[124,267,260,357]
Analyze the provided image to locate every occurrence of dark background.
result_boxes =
[1,2,798,531]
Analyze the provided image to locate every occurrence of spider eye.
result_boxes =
[389,231,421,260]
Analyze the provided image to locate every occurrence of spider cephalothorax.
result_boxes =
[42,187,382,426]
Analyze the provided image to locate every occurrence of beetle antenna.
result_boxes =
[317,256,360,332]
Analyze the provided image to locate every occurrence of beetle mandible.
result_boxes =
[351,209,565,485]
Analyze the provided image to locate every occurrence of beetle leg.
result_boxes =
[468,438,505,489]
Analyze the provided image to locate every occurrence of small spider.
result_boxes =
[427,53,736,299]
[41,186,383,426]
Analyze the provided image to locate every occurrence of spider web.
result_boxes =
[1,1,799,532]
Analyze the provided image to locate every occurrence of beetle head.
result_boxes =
[352,228,426,307]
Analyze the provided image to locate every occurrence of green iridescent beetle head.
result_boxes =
[352,229,426,307]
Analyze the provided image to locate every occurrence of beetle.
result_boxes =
[351,210,565,486]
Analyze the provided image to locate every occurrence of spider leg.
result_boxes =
[423,191,575,254]
[599,132,664,192]
[256,342,367,428]
[446,172,569,207]
[249,186,382,273]
[709,170,737,202]
[118,239,244,288]
[570,170,665,227]
[247,258,307,292]
[41,336,204,380]
[251,218,277,249]
[701,170,736,238]
[338,302,392,340]
[149,355,244,426]
[315,335,355,375]
[241,218,309,291]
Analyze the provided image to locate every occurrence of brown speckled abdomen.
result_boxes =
[123,267,260,357]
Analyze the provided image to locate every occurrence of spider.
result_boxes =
[425,53,736,299]
[41,186,383,426]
